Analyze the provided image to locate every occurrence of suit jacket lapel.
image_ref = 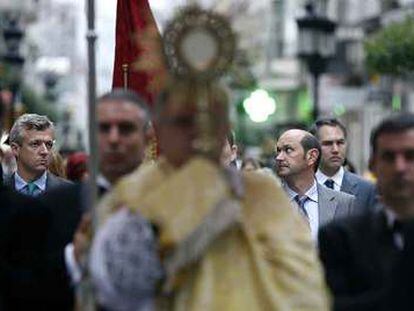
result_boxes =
[371,209,401,275]
[46,172,57,190]
[318,184,337,226]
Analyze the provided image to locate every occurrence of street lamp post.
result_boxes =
[296,1,336,121]
[2,16,25,126]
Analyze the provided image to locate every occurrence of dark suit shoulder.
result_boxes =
[318,209,385,281]
[318,208,396,311]
[320,208,383,240]
[47,172,72,189]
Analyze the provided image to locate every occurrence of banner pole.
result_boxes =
[86,0,98,222]
[79,0,98,309]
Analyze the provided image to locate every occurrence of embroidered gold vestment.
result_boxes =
[98,157,331,310]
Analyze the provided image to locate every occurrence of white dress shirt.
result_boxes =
[97,174,112,192]
[384,209,404,250]
[284,181,320,241]
[316,166,345,191]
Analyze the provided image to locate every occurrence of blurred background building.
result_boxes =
[0,0,86,153]
[323,0,414,172]
[1,0,414,172]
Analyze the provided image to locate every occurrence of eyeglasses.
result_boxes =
[26,139,55,151]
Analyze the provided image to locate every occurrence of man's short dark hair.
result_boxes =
[98,88,150,125]
[310,117,347,138]
[370,113,414,154]
[300,133,321,172]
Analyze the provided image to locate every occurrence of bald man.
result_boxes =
[275,129,355,240]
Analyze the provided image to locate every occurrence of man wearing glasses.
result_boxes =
[7,113,70,196]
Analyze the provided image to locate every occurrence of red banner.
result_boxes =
[112,0,167,106]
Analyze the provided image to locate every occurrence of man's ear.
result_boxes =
[307,148,319,166]
[10,142,19,158]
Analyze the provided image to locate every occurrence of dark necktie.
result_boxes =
[324,179,334,189]
[294,195,309,221]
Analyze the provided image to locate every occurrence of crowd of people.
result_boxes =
[0,79,414,311]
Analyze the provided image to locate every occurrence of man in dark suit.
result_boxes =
[6,113,70,196]
[275,129,355,241]
[0,185,51,310]
[0,184,83,310]
[0,97,81,310]
[310,117,377,214]
[96,89,150,195]
[63,89,151,280]
[319,113,414,311]
[385,220,414,311]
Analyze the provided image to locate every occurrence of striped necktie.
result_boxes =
[294,194,309,221]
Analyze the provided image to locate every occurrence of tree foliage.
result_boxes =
[364,17,414,76]
[21,87,60,122]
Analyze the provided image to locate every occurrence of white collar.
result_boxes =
[384,208,400,229]
[14,171,48,192]
[384,207,406,250]
[284,180,318,203]
[316,166,345,188]
[97,174,112,191]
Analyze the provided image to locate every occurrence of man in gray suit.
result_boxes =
[275,129,355,240]
[310,118,377,213]
[7,113,70,196]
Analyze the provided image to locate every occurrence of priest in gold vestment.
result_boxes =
[92,80,331,310]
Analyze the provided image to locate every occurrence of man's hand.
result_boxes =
[73,214,92,265]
